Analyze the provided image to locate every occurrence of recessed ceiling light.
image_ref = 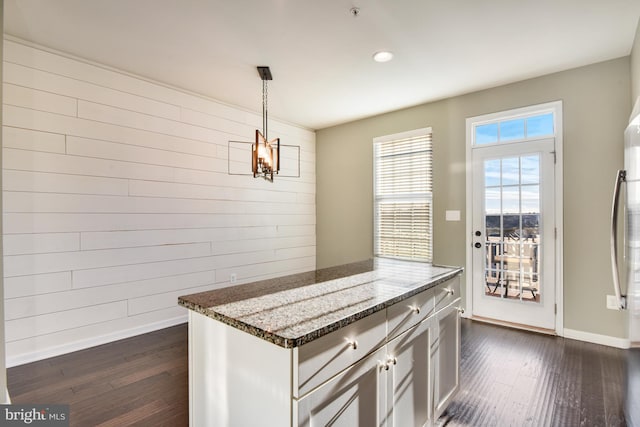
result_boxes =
[373,51,393,63]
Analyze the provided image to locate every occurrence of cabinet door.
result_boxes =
[386,317,433,427]
[433,300,462,421]
[297,347,387,427]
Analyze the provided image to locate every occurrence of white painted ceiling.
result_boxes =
[5,0,640,130]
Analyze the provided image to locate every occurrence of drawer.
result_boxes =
[386,288,435,340]
[434,276,460,312]
[296,309,387,397]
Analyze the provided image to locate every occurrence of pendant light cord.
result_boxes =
[262,79,268,140]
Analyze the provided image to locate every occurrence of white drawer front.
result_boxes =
[386,288,435,340]
[297,309,387,397]
[434,276,461,313]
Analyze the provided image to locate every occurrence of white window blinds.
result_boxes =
[374,129,433,262]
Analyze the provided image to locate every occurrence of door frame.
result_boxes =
[464,101,564,335]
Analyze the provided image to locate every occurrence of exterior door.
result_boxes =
[471,138,556,330]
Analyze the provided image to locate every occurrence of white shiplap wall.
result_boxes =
[2,39,316,367]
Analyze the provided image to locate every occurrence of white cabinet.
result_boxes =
[385,275,462,427]
[433,299,462,421]
[297,347,387,427]
[385,316,433,427]
[297,310,387,397]
[387,286,435,340]
[188,275,462,427]
[298,314,434,427]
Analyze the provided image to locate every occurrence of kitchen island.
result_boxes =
[178,257,464,427]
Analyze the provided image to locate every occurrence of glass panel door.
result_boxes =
[471,139,555,330]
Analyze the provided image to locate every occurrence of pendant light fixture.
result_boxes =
[252,66,280,181]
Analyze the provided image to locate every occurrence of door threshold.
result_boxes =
[471,315,556,336]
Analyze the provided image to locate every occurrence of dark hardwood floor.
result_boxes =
[444,321,632,427]
[8,325,189,426]
[7,320,635,426]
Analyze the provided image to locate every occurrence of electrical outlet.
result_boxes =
[606,294,620,310]
[230,273,237,283]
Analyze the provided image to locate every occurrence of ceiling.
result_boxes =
[4,0,640,130]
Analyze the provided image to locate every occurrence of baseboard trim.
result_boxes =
[563,328,631,349]
[6,315,188,368]
[471,315,556,336]
[469,317,632,349]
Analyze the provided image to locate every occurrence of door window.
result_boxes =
[484,154,541,302]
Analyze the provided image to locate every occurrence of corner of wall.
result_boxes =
[0,0,10,403]
[631,17,640,102]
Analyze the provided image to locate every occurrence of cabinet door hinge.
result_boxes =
[554,303,557,315]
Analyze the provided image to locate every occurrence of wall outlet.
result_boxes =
[230,273,237,283]
[606,294,620,310]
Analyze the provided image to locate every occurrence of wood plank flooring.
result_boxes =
[8,325,189,426]
[443,320,632,427]
[7,320,635,426]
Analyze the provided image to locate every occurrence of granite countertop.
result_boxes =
[178,257,463,348]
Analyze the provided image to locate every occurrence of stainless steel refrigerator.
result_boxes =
[611,96,640,427]
[612,96,640,340]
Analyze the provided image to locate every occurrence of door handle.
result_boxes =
[610,169,627,309]
[474,242,482,249]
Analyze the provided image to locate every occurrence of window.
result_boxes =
[373,128,433,262]
[473,112,554,145]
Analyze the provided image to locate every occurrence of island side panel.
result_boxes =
[189,311,293,427]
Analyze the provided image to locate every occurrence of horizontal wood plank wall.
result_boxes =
[2,39,316,367]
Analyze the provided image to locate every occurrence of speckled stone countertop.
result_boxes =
[178,258,463,348]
